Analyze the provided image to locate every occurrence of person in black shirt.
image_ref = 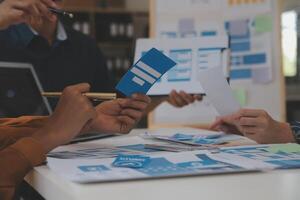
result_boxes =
[0,0,201,113]
[0,21,113,109]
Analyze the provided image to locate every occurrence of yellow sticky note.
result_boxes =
[266,144,300,154]
[233,89,247,106]
[255,14,273,33]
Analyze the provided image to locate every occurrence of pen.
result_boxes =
[48,7,74,19]
[42,92,117,101]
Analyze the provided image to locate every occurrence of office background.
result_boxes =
[60,0,300,124]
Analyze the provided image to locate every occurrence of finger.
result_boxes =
[131,93,151,104]
[239,109,266,118]
[239,117,262,127]
[41,0,58,8]
[194,95,203,101]
[167,97,177,107]
[72,83,91,93]
[172,91,187,106]
[118,99,147,110]
[8,9,26,25]
[35,1,54,20]
[209,118,223,130]
[117,116,136,133]
[121,109,143,120]
[168,90,180,107]
[179,91,194,103]
[241,126,261,135]
[219,113,240,125]
[219,125,231,133]
[12,1,39,16]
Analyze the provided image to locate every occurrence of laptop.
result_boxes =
[0,62,52,117]
[0,61,114,142]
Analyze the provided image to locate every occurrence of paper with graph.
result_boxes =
[134,37,230,95]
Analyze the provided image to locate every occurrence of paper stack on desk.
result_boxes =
[47,143,300,183]
[46,128,300,183]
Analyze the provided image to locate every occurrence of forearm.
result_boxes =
[0,117,48,150]
[0,127,39,151]
[0,138,46,200]
[0,116,49,128]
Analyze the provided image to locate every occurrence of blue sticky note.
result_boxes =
[116,48,177,96]
[112,154,150,169]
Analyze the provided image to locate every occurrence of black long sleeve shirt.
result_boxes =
[0,23,113,109]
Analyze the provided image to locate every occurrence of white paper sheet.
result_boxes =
[197,67,241,116]
[47,150,259,183]
[135,37,229,95]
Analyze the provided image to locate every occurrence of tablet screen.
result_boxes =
[0,65,51,117]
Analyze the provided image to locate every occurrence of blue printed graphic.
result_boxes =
[201,31,217,37]
[78,165,110,172]
[231,41,251,52]
[136,157,196,176]
[230,69,252,80]
[171,133,194,141]
[222,146,300,170]
[168,49,192,82]
[116,48,176,96]
[113,155,150,169]
[243,53,266,65]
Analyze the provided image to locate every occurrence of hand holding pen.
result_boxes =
[0,0,58,29]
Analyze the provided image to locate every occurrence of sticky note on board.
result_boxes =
[233,88,247,106]
[228,20,249,37]
[116,48,177,96]
[252,67,273,84]
[178,18,196,36]
[255,14,273,33]
[266,144,300,154]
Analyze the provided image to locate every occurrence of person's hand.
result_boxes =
[167,90,202,108]
[210,109,295,144]
[33,83,96,152]
[84,94,151,134]
[0,0,57,30]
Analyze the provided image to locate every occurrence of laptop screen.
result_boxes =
[0,62,52,117]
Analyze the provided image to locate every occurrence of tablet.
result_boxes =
[0,62,52,117]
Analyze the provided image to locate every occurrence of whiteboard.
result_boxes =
[148,0,286,128]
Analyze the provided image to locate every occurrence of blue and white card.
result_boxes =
[112,154,150,169]
[116,48,177,96]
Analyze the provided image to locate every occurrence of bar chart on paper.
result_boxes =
[168,49,193,82]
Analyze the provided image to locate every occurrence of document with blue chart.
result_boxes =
[116,48,177,96]
[134,37,229,95]
[47,143,300,183]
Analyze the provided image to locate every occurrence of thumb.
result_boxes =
[73,83,91,93]
[210,117,223,130]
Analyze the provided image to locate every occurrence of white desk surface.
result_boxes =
[25,128,300,200]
